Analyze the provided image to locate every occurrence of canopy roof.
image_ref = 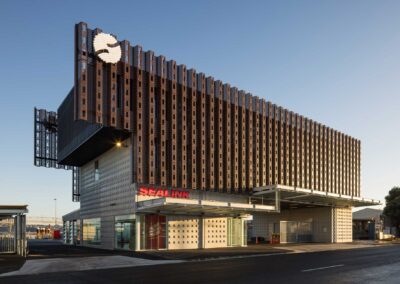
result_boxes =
[252,185,381,208]
[0,205,28,217]
[137,197,276,216]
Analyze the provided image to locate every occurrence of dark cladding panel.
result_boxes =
[215,80,224,190]
[179,64,188,188]
[278,107,284,185]
[187,69,197,189]
[93,28,104,125]
[310,120,315,189]
[223,84,232,191]
[304,118,310,189]
[289,112,295,186]
[157,56,168,186]
[261,100,267,186]
[284,109,290,186]
[239,91,247,190]
[206,77,215,190]
[146,51,156,185]
[273,106,279,185]
[254,97,261,187]
[74,22,89,121]
[121,40,132,131]
[134,45,146,184]
[197,73,207,190]
[232,88,239,189]
[168,60,178,187]
[267,102,273,186]
[246,93,253,189]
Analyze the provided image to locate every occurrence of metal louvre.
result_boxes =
[34,107,80,202]
[34,107,70,169]
[72,167,80,202]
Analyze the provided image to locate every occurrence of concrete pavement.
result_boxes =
[1,255,182,277]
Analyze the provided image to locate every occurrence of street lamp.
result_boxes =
[54,198,57,227]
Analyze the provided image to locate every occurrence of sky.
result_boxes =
[0,0,399,218]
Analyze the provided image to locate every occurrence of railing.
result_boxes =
[0,236,15,253]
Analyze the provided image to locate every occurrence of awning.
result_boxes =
[0,205,28,217]
[136,197,276,216]
[252,185,381,208]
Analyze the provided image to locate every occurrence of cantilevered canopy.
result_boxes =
[252,185,381,208]
[0,205,28,217]
[137,197,276,216]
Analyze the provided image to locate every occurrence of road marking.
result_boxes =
[302,264,344,272]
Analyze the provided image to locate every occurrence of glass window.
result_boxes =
[82,218,101,245]
[115,215,136,250]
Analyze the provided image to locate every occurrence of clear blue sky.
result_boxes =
[0,0,399,217]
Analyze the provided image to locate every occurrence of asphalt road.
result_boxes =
[2,245,400,284]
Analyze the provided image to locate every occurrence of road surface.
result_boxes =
[1,244,399,283]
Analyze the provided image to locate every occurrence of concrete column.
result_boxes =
[242,218,247,247]
[199,216,205,249]
[135,215,141,251]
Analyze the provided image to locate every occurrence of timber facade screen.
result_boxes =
[54,22,382,251]
[73,22,360,197]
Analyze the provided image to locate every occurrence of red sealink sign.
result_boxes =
[138,187,190,199]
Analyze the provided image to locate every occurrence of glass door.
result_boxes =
[228,218,243,246]
[115,215,135,250]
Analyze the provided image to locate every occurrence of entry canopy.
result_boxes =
[137,197,276,216]
[252,185,381,208]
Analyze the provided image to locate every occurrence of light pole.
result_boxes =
[54,198,57,227]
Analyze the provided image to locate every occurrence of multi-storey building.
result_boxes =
[34,22,379,250]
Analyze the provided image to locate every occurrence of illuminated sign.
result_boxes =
[138,187,190,199]
[93,32,121,64]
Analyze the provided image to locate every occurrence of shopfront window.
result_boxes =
[83,218,101,245]
[115,215,136,250]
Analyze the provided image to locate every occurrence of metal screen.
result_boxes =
[34,107,80,201]
[0,218,15,253]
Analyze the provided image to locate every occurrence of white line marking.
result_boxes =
[302,264,344,272]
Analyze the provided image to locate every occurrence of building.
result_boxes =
[34,22,379,251]
[352,208,384,240]
[0,205,28,256]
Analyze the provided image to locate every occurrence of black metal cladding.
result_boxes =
[58,88,102,163]
[34,107,71,170]
[72,167,80,202]
[34,106,80,202]
[58,88,129,166]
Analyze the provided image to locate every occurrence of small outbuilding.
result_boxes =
[0,205,28,256]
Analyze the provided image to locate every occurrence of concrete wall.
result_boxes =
[332,207,353,242]
[79,139,134,250]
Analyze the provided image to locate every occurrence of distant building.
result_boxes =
[353,208,383,240]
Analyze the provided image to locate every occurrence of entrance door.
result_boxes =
[142,215,166,250]
[115,216,135,250]
[228,218,243,247]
